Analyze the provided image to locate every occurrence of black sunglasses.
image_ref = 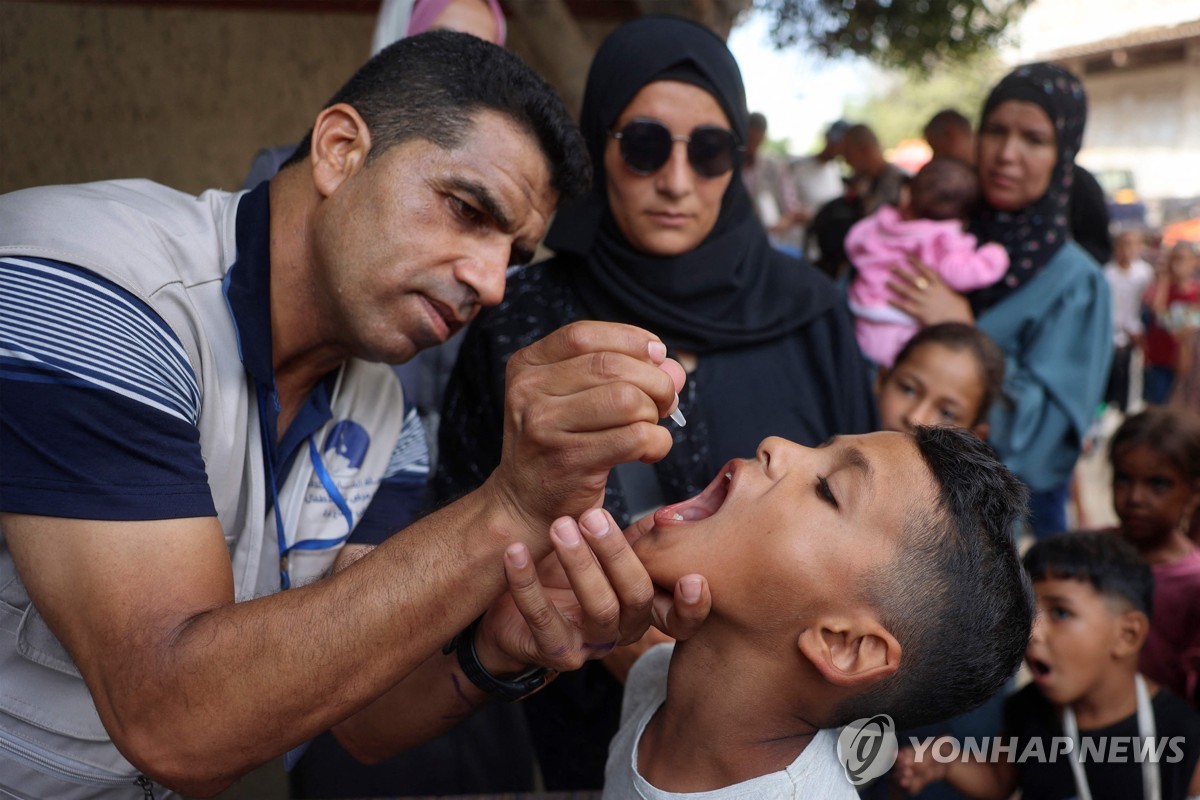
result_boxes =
[610,118,742,179]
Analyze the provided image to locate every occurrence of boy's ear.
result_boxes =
[797,616,901,689]
[1112,609,1149,659]
[310,103,373,199]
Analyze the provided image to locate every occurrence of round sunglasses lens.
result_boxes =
[687,128,736,177]
[620,121,672,175]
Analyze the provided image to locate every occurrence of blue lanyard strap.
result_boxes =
[257,383,357,589]
[307,436,356,536]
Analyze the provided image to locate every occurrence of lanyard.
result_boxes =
[1062,673,1160,800]
[257,381,354,589]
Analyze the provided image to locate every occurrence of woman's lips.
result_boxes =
[647,210,691,227]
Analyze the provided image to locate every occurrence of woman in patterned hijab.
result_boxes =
[892,62,1111,538]
[968,62,1088,313]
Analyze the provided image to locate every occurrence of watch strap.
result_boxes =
[444,616,550,702]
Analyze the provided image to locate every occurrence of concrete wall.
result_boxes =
[0,2,375,195]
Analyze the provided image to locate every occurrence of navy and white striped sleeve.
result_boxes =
[0,256,216,520]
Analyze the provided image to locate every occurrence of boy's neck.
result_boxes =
[636,636,822,792]
[1067,663,1141,730]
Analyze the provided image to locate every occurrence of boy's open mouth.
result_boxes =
[652,461,736,526]
[1027,657,1052,681]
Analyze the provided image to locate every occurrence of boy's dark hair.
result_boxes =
[835,426,1034,729]
[1023,531,1154,616]
[1108,406,1200,482]
[283,31,590,202]
[909,157,980,221]
[891,323,1006,425]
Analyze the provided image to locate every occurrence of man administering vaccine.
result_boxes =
[0,32,708,798]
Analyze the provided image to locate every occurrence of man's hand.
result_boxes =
[475,509,710,678]
[621,512,710,641]
[486,321,686,544]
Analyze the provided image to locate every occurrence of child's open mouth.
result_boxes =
[652,461,736,526]
[1027,657,1052,683]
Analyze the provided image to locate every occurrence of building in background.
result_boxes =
[1013,0,1200,228]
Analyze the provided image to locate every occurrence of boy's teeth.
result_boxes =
[725,471,732,480]
[672,513,684,521]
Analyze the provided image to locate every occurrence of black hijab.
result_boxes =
[544,15,831,354]
[969,62,1088,313]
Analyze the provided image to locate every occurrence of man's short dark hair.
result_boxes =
[1023,531,1153,616]
[835,426,1034,729]
[283,30,590,202]
[924,108,972,138]
[891,322,1006,426]
[748,112,768,132]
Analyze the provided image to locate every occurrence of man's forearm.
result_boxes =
[6,484,543,796]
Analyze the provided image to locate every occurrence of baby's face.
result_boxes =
[876,343,987,438]
[632,432,938,634]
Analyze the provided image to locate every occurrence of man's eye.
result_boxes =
[939,407,960,423]
[454,197,484,223]
[1049,606,1071,620]
[817,476,838,509]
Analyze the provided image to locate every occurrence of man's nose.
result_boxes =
[454,249,508,309]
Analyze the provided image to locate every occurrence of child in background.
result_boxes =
[581,427,1034,798]
[847,158,1010,367]
[874,322,1005,440]
[1143,242,1200,405]
[1106,407,1200,705]
[871,322,1009,800]
[896,531,1200,800]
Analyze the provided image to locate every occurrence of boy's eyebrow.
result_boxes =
[818,436,874,484]
[840,445,874,484]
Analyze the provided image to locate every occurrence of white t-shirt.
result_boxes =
[1103,258,1155,347]
[603,644,858,799]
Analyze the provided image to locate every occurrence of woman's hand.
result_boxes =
[887,254,975,327]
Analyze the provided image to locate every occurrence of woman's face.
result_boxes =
[604,80,734,256]
[976,99,1057,211]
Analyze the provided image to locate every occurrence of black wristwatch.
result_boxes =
[443,616,550,702]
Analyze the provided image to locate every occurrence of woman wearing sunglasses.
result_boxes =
[433,14,877,791]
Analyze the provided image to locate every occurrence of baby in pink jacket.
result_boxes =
[847,157,1009,367]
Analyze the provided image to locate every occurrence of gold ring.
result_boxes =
[914,277,930,291]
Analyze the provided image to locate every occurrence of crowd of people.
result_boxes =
[0,3,1198,800]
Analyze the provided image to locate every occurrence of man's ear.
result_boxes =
[1112,609,1149,659]
[309,103,373,199]
[970,419,990,441]
[797,616,901,689]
